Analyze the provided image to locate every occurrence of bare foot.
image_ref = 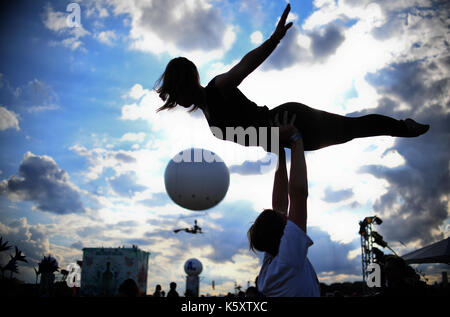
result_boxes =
[404,118,429,137]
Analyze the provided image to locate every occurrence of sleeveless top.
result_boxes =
[204,76,271,149]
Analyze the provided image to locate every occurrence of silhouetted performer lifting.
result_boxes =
[155,4,429,153]
[248,112,319,296]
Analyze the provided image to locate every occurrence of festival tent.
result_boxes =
[401,237,450,264]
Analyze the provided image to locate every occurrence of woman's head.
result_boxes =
[154,57,203,112]
[248,209,287,257]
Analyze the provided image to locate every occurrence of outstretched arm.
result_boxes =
[215,4,293,90]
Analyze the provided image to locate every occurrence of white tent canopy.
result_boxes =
[401,237,450,264]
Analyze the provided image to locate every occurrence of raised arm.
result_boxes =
[215,4,293,90]
[288,132,308,233]
[273,111,307,232]
[272,147,288,214]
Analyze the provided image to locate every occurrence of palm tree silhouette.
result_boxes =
[38,255,59,296]
[0,237,11,252]
[0,238,27,279]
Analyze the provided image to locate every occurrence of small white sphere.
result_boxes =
[184,258,203,276]
[164,148,230,211]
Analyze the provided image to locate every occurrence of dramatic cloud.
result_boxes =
[309,22,345,60]
[264,26,309,70]
[264,19,347,70]
[204,201,259,263]
[0,106,19,131]
[0,218,51,264]
[354,60,449,245]
[308,227,360,276]
[322,186,354,203]
[1,0,448,289]
[366,60,450,111]
[108,0,236,62]
[0,152,86,214]
[0,218,52,282]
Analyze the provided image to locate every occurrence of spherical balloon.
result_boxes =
[164,148,230,211]
[184,258,203,276]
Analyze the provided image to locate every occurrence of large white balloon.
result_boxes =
[184,258,203,276]
[164,148,230,211]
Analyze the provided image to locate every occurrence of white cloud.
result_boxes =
[250,31,263,44]
[42,4,69,32]
[85,0,110,18]
[42,4,90,51]
[95,30,118,46]
[0,106,20,131]
[120,132,146,143]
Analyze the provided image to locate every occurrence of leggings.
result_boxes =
[267,103,407,151]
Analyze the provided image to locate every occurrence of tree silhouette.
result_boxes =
[3,259,18,279]
[38,255,59,296]
[38,255,59,274]
[0,238,27,279]
[0,237,11,252]
[12,247,27,263]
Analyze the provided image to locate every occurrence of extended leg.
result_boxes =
[268,103,429,151]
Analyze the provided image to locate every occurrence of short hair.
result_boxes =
[247,209,286,257]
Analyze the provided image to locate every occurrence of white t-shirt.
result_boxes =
[257,220,320,297]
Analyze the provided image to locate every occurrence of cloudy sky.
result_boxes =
[0,0,448,295]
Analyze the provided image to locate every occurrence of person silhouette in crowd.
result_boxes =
[118,279,140,297]
[167,282,179,298]
[153,284,163,297]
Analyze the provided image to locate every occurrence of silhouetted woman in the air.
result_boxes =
[154,4,429,153]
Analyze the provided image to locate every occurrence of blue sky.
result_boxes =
[0,0,449,295]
